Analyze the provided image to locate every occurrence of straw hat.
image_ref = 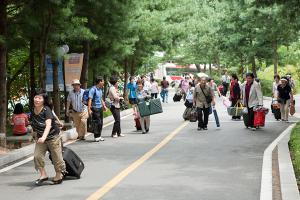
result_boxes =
[71,79,81,85]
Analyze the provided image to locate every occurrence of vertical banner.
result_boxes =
[45,55,64,92]
[64,53,84,91]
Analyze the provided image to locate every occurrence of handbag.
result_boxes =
[189,107,198,122]
[227,103,244,116]
[184,100,193,108]
[290,104,295,116]
[200,86,212,104]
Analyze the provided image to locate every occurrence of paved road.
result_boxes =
[0,94,297,200]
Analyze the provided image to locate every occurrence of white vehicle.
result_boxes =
[154,63,197,86]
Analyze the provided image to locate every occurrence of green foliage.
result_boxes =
[289,122,300,187]
[259,79,273,97]
[4,0,300,118]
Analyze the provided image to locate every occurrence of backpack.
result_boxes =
[82,87,96,106]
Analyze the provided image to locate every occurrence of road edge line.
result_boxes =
[0,113,133,174]
[260,123,296,200]
[86,121,189,200]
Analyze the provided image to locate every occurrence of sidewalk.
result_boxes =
[0,108,133,170]
[263,94,300,200]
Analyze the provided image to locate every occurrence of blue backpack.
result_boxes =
[82,87,95,106]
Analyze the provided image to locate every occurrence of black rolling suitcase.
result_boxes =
[62,147,84,178]
[50,146,84,179]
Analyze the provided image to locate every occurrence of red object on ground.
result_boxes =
[254,110,265,127]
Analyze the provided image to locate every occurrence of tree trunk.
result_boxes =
[123,59,128,100]
[80,41,89,89]
[39,10,52,89]
[273,40,278,75]
[195,64,201,72]
[29,39,35,110]
[52,60,60,119]
[130,57,135,76]
[203,63,207,72]
[209,62,212,76]
[251,56,257,77]
[0,0,7,133]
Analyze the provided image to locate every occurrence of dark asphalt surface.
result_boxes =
[0,94,297,200]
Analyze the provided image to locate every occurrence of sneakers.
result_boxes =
[94,137,105,142]
[119,134,125,137]
[197,127,202,131]
[112,135,118,138]
[203,127,208,130]
[251,127,256,131]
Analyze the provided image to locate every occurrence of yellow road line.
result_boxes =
[86,121,189,200]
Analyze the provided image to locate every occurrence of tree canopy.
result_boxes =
[0,0,300,132]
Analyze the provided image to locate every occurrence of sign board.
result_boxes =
[64,53,84,91]
[45,55,64,92]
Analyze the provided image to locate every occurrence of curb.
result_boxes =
[260,123,299,200]
[278,130,300,200]
[0,109,133,171]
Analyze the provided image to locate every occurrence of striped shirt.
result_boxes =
[67,89,87,112]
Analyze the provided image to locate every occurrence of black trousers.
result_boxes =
[197,107,210,128]
[151,93,158,99]
[222,82,229,96]
[110,106,121,136]
[247,107,254,128]
[91,108,103,138]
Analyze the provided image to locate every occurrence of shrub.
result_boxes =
[259,79,273,97]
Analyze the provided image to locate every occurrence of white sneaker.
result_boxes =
[95,137,105,142]
[112,135,118,138]
[251,127,256,131]
[119,134,125,137]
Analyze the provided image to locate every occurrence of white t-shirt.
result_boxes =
[143,80,151,92]
[150,82,159,94]
[273,81,280,97]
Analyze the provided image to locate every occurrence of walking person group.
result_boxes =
[28,70,296,186]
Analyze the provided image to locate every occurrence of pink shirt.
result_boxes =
[12,114,29,135]
[181,80,190,92]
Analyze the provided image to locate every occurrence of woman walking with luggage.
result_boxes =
[277,76,294,122]
[241,73,263,131]
[31,89,65,185]
[272,75,280,98]
[136,82,151,134]
[229,74,241,120]
[108,76,125,138]
[193,77,215,131]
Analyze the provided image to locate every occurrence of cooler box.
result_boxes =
[137,101,151,117]
[149,98,163,115]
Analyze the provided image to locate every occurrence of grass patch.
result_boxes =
[289,122,300,188]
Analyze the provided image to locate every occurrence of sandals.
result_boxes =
[35,177,48,186]
[52,178,63,185]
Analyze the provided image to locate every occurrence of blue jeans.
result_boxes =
[160,89,168,102]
